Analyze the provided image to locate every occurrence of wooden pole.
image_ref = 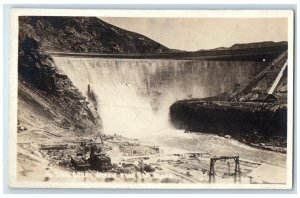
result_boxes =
[234,158,238,182]
[209,158,214,183]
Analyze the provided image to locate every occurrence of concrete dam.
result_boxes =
[52,55,268,137]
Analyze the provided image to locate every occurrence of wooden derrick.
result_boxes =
[208,156,241,183]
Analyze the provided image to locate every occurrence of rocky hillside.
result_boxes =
[19,16,170,53]
[220,41,287,50]
[18,18,101,134]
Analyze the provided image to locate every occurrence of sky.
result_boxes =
[100,17,288,51]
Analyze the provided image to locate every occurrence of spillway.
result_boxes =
[52,56,267,138]
[87,82,167,138]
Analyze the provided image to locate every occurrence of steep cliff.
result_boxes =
[18,18,102,134]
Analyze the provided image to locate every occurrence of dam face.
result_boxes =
[53,56,267,106]
[52,56,267,137]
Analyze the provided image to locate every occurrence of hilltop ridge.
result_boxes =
[19,16,171,54]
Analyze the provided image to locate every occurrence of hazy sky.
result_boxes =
[101,17,288,51]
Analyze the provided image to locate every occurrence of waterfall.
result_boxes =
[52,56,266,138]
[88,83,170,138]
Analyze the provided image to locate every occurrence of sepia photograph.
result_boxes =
[8,9,294,189]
